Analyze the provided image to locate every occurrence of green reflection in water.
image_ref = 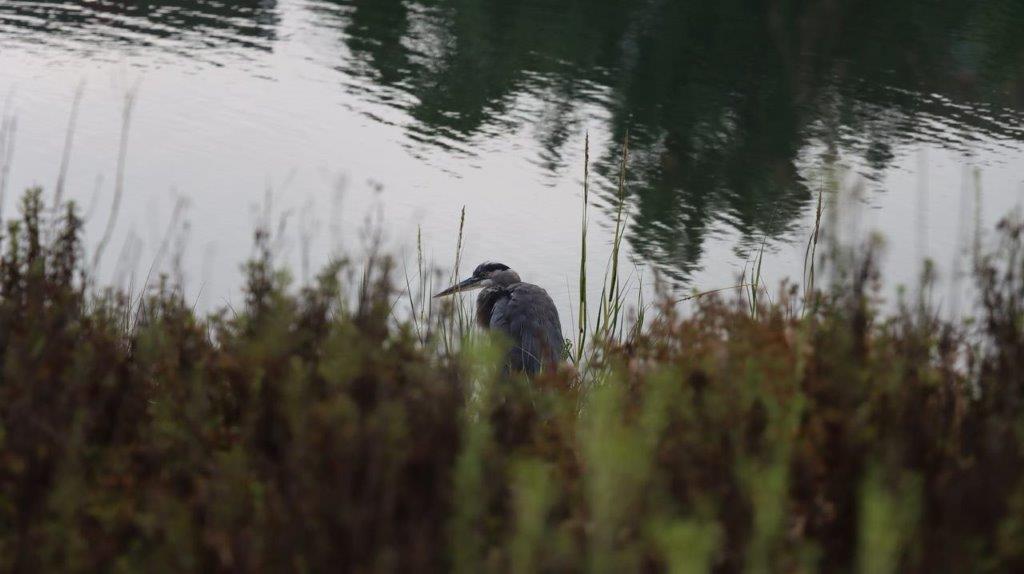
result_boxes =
[322,0,1024,278]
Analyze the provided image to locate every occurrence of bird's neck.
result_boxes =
[476,286,506,328]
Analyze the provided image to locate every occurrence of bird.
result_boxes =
[434,262,564,375]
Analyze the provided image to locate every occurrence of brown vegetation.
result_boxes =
[0,188,1022,572]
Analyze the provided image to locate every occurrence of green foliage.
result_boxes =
[0,189,1023,573]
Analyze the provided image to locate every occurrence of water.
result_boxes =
[1,0,1023,319]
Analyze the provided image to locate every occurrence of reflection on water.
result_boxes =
[319,0,1024,278]
[1,0,1023,289]
[0,1,278,55]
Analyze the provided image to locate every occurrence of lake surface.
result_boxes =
[1,0,1023,319]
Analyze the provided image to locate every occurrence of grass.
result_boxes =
[91,87,137,273]
[571,132,635,380]
[0,151,1023,572]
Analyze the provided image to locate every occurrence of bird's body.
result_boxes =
[435,262,563,375]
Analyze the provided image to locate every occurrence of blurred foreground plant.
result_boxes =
[0,189,1022,573]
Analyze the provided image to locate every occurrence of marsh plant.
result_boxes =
[0,182,1022,573]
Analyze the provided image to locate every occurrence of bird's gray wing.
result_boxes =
[489,283,563,374]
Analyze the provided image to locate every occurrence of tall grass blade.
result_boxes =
[576,133,590,366]
[92,87,138,273]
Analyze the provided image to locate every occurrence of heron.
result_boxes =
[434,262,564,375]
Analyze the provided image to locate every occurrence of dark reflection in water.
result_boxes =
[317,0,1024,278]
[2,0,1024,281]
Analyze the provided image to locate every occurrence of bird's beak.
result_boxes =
[434,276,483,298]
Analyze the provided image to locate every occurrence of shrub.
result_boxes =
[0,189,1021,573]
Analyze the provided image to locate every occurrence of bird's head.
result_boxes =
[434,262,519,297]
